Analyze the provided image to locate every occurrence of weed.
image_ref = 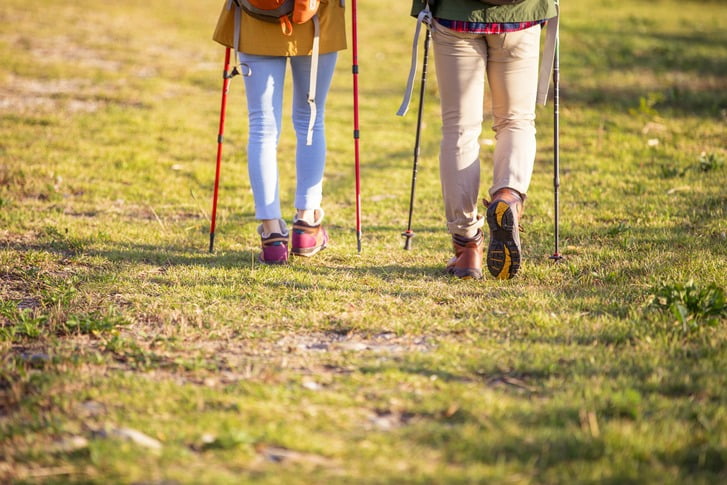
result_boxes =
[199,430,255,451]
[102,335,159,370]
[658,163,688,179]
[650,280,726,333]
[666,152,727,178]
[13,310,47,340]
[0,300,16,319]
[41,277,79,309]
[630,92,665,118]
[62,310,130,336]
[0,324,16,341]
[605,388,643,420]
[696,152,724,173]
[39,226,85,255]
[606,222,630,236]
[173,355,217,372]
[0,303,48,341]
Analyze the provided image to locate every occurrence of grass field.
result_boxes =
[1,0,726,483]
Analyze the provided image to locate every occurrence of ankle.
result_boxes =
[491,188,524,218]
[261,218,285,236]
[492,187,523,203]
[453,230,483,245]
[296,210,315,225]
[295,208,323,226]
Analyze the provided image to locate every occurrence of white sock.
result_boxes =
[296,209,317,225]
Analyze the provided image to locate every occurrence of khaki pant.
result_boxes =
[432,21,542,238]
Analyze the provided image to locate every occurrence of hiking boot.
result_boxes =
[486,189,523,279]
[291,209,329,257]
[257,222,289,265]
[446,230,484,280]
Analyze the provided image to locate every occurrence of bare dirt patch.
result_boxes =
[0,75,104,113]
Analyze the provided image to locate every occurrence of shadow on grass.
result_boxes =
[564,84,726,118]
[568,25,727,76]
[563,25,727,117]
[4,235,449,278]
[4,208,723,317]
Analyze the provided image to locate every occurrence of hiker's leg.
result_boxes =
[239,53,287,220]
[485,25,541,199]
[432,21,486,239]
[290,52,338,213]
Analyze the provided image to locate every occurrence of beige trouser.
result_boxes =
[432,21,542,238]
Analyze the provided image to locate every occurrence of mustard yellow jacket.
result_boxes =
[213,0,346,56]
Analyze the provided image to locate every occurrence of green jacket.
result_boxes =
[411,0,556,23]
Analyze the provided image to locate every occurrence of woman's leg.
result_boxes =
[239,53,287,222]
[289,52,339,215]
[431,22,487,239]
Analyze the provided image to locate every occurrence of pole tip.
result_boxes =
[549,253,564,262]
[209,233,215,253]
[402,230,414,250]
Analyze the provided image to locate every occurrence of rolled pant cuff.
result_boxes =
[447,214,485,239]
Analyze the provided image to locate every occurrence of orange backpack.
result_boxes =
[234,0,320,35]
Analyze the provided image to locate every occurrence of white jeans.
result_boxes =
[432,21,542,238]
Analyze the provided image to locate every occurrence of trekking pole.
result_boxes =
[351,0,362,253]
[549,21,563,262]
[209,47,234,253]
[402,27,431,250]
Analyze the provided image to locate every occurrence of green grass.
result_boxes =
[1,0,726,483]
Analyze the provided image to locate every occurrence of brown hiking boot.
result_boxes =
[486,188,523,279]
[446,230,484,280]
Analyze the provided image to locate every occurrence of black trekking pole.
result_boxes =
[549,22,563,262]
[402,27,431,251]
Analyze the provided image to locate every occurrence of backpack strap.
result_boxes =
[227,0,319,145]
[279,16,294,35]
[305,14,321,145]
[225,0,242,58]
[224,1,252,78]
[537,1,559,105]
[397,4,433,117]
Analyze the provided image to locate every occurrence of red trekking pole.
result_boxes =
[209,47,234,253]
[351,0,362,253]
